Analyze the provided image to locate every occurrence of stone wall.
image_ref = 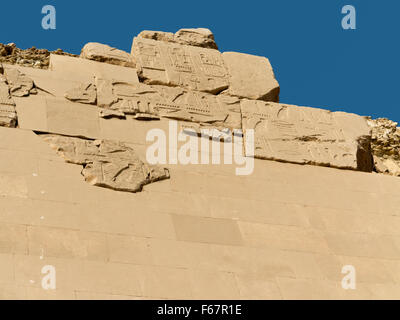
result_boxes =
[0,28,400,300]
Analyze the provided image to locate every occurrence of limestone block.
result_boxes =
[42,135,170,193]
[241,100,373,172]
[174,28,218,49]
[172,215,243,246]
[138,28,218,49]
[46,97,101,138]
[81,42,135,68]
[27,226,108,261]
[49,54,139,84]
[13,96,48,131]
[131,37,228,93]
[222,52,280,102]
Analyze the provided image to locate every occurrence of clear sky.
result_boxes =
[1,0,398,122]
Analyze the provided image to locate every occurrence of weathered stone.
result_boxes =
[138,30,175,43]
[80,42,135,68]
[42,135,170,193]
[222,52,280,102]
[99,109,126,119]
[0,43,77,69]
[368,118,400,176]
[70,78,241,131]
[0,104,17,127]
[174,28,218,49]
[138,28,218,49]
[0,73,17,127]
[4,68,35,97]
[131,37,228,93]
[0,76,15,106]
[65,83,97,104]
[241,100,373,172]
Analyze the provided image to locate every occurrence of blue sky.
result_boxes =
[1,0,398,122]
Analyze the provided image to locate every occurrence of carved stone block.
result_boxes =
[65,79,242,131]
[131,37,229,94]
[223,52,280,102]
[241,100,373,172]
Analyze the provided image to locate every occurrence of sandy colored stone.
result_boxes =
[241,100,373,171]
[65,78,241,131]
[4,68,36,97]
[0,104,17,128]
[174,28,218,49]
[81,42,135,68]
[0,71,17,127]
[137,30,175,43]
[222,52,280,102]
[64,82,97,104]
[49,54,139,84]
[138,28,218,49]
[42,135,170,193]
[131,37,228,93]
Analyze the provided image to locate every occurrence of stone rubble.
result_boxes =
[368,118,400,176]
[0,43,77,69]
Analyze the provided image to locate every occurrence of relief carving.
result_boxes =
[131,37,229,94]
[65,79,242,132]
[241,100,373,172]
[42,134,170,193]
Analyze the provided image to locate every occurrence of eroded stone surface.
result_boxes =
[4,68,36,97]
[138,28,218,49]
[241,100,373,171]
[42,134,170,193]
[368,118,400,176]
[81,43,135,68]
[222,52,280,102]
[174,28,218,49]
[131,37,228,93]
[0,69,17,127]
[65,82,97,104]
[66,78,241,131]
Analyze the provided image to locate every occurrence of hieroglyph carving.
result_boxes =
[241,100,373,172]
[131,37,229,94]
[65,79,242,132]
